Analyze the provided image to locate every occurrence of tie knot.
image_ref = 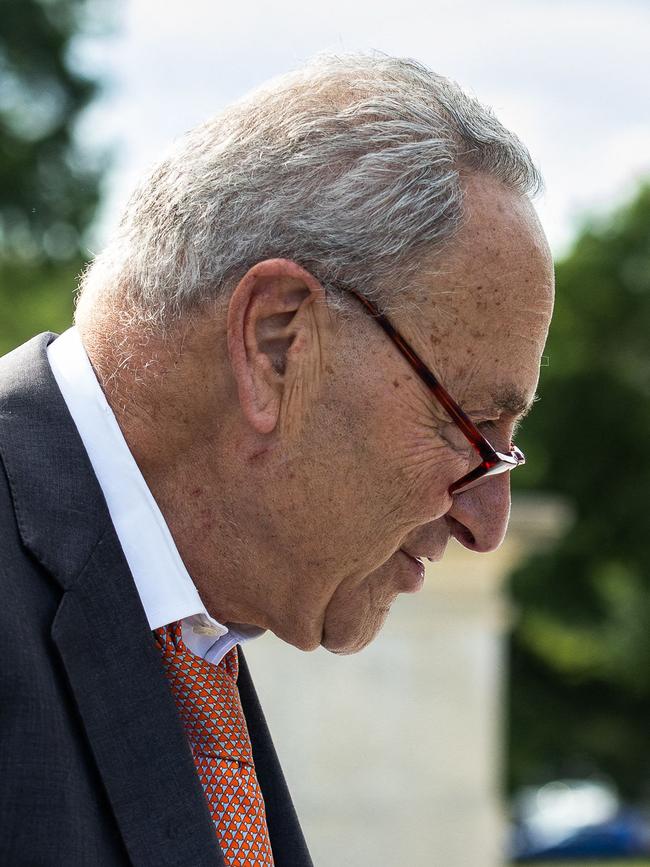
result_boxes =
[153,621,239,682]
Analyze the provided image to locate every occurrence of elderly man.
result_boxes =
[0,53,553,866]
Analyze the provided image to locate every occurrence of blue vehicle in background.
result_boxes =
[509,779,650,861]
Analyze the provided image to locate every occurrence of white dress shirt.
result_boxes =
[47,326,263,665]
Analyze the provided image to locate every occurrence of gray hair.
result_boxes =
[76,51,542,327]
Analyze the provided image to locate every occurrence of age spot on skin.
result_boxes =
[393,379,400,388]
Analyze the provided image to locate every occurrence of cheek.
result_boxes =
[318,372,458,542]
[349,428,455,547]
[371,391,466,520]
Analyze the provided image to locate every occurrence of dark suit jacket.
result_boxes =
[0,333,313,867]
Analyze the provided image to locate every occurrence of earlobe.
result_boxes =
[226,259,328,436]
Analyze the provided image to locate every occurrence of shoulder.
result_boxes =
[0,332,58,399]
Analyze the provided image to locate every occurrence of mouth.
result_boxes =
[397,548,426,591]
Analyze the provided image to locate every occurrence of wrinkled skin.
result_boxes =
[85,172,555,655]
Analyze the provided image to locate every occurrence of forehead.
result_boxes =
[411,174,555,413]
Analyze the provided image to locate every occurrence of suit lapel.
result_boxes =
[51,531,224,867]
[0,334,223,866]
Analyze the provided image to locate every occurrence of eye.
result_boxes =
[482,418,522,451]
[442,419,497,453]
[437,416,520,456]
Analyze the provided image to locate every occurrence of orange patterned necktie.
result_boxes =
[153,621,275,867]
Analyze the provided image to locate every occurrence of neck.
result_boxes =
[79,313,278,630]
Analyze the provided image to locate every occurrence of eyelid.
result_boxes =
[438,412,524,453]
[481,416,524,445]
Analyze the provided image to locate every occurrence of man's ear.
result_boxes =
[227,259,330,435]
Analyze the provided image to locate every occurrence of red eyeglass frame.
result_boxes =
[334,285,526,495]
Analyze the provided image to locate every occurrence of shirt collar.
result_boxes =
[47,327,261,658]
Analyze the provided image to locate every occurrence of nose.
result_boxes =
[444,472,511,553]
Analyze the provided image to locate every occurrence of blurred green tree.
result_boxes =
[0,0,105,354]
[507,183,650,801]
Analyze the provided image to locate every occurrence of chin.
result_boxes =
[321,606,392,655]
[272,624,322,653]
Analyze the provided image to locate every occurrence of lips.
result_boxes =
[400,549,425,569]
[397,548,426,590]
[400,548,440,565]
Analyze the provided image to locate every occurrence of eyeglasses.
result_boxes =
[333,284,526,496]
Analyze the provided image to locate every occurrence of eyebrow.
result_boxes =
[492,388,539,419]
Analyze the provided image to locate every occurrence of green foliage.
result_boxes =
[0,259,80,354]
[0,0,102,259]
[0,0,104,350]
[507,184,650,800]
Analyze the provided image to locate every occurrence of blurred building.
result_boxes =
[245,494,570,867]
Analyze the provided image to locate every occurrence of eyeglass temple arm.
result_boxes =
[347,289,496,463]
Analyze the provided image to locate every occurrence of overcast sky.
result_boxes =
[78,0,650,256]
